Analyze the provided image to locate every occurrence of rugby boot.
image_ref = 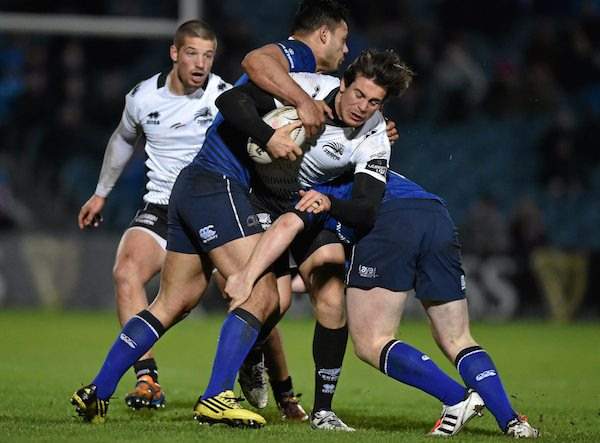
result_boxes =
[505,415,539,438]
[310,410,355,431]
[238,351,268,409]
[277,393,308,421]
[124,375,166,409]
[193,390,266,428]
[429,389,485,436]
[70,384,109,424]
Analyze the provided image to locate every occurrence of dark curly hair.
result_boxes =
[342,49,414,100]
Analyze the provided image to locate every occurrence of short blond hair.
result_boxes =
[174,20,217,49]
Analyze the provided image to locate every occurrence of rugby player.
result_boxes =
[77,19,230,410]
[230,169,540,438]
[70,0,356,427]
[219,49,413,430]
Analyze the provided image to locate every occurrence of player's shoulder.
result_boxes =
[126,72,166,106]
[289,72,340,99]
[206,72,231,95]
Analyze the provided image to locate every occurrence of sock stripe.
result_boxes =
[382,340,402,375]
[456,349,485,373]
[134,315,160,339]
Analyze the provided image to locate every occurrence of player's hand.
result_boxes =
[386,118,399,145]
[296,99,332,139]
[78,194,106,229]
[266,121,304,161]
[225,272,254,312]
[295,189,331,214]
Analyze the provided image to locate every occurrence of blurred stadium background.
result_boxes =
[0,0,599,322]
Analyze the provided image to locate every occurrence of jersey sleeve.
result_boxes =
[275,39,317,73]
[351,118,390,183]
[120,86,142,138]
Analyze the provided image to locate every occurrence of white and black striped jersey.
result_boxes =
[255,72,390,199]
[120,72,231,205]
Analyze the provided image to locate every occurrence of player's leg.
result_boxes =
[420,202,538,438]
[263,275,308,420]
[346,287,470,407]
[193,234,278,428]
[298,241,353,431]
[71,250,210,423]
[113,225,167,409]
[425,300,538,437]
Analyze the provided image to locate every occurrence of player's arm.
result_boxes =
[295,173,386,231]
[215,83,303,161]
[77,122,138,229]
[225,211,305,310]
[241,43,331,138]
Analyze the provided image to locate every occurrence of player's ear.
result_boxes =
[339,77,347,93]
[170,45,178,63]
[319,25,330,45]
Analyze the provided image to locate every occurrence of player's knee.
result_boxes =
[436,333,477,361]
[113,259,141,290]
[352,335,381,367]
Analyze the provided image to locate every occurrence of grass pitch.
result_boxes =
[0,310,598,442]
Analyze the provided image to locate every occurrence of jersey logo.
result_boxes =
[322,141,345,160]
[194,107,213,124]
[218,82,228,91]
[311,85,321,98]
[170,122,185,129]
[146,111,160,125]
[365,158,388,176]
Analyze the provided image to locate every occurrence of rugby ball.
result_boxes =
[247,106,306,164]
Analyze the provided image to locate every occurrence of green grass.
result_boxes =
[0,310,599,442]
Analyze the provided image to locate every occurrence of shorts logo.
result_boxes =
[475,369,497,381]
[134,212,158,226]
[358,265,378,278]
[119,333,137,349]
[247,212,272,230]
[317,368,340,382]
[460,274,466,291]
[199,225,218,243]
[421,355,430,361]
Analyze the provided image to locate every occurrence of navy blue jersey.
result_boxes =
[191,39,317,187]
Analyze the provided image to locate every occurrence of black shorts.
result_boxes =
[129,202,169,240]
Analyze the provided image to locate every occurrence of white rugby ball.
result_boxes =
[247,106,306,164]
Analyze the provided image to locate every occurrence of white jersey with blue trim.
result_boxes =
[255,72,390,198]
[121,72,231,205]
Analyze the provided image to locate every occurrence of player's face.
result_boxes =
[322,21,349,71]
[336,75,386,127]
[171,36,216,90]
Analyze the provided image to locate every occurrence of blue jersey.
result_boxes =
[318,170,444,243]
[191,39,317,187]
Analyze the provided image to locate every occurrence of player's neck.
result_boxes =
[291,33,328,73]
[166,70,204,96]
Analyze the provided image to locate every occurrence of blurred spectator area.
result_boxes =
[0,0,599,249]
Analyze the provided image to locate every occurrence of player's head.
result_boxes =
[291,0,350,72]
[337,49,413,127]
[170,20,217,92]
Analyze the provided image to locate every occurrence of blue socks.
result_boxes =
[456,346,517,430]
[93,310,165,400]
[202,308,262,399]
[380,340,467,406]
